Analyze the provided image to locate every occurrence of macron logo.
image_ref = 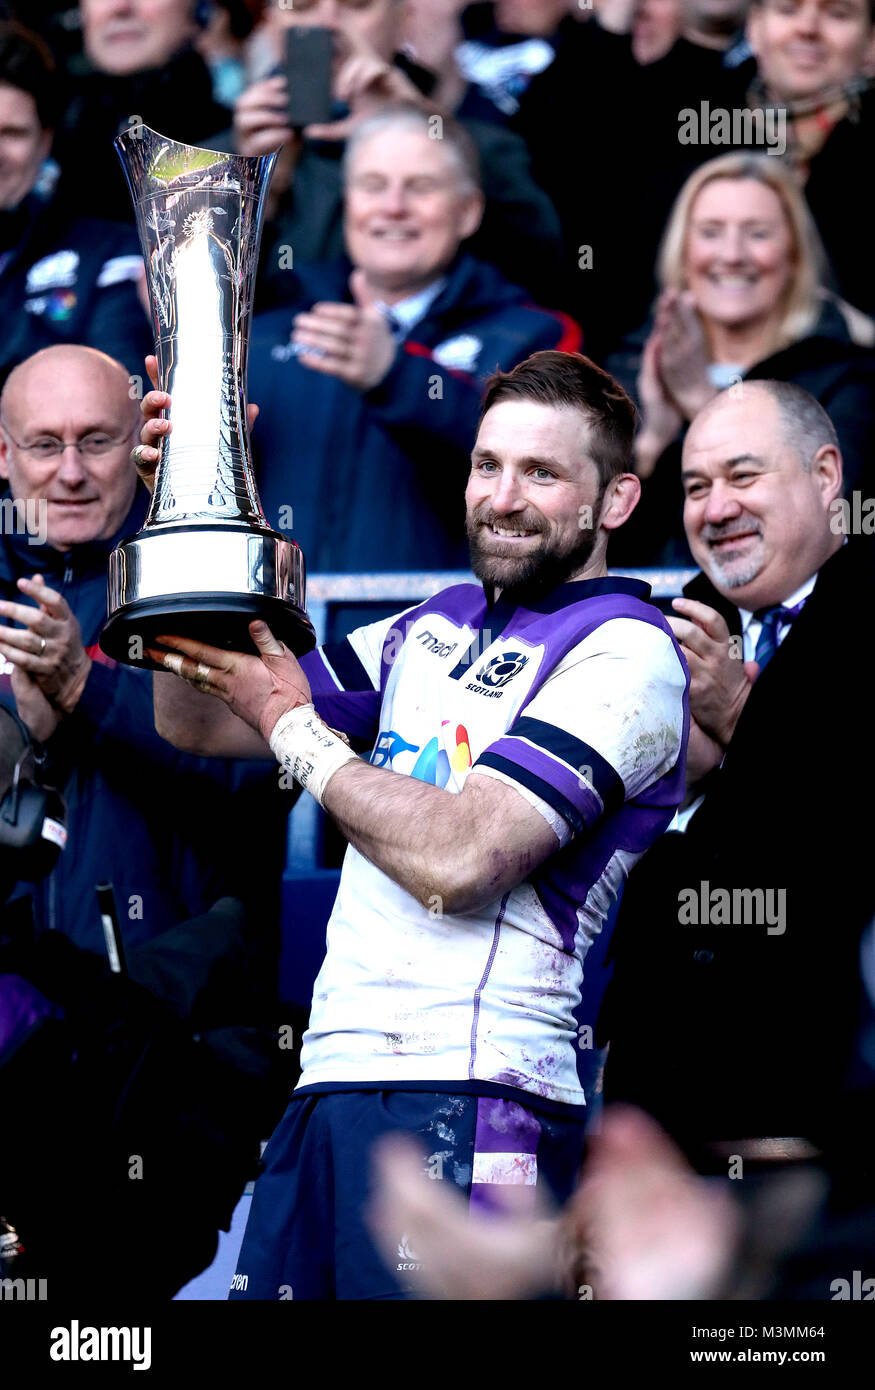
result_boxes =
[50,1320,151,1371]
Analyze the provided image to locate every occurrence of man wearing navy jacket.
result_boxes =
[0,345,285,961]
[250,104,581,574]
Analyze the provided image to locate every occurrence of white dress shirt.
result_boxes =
[374,278,448,340]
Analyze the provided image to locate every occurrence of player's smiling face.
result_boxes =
[465,400,608,592]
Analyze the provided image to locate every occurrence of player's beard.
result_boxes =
[466,492,605,603]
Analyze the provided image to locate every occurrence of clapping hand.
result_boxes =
[291,269,397,391]
[0,574,91,716]
[635,325,683,477]
[654,289,717,422]
[667,597,757,748]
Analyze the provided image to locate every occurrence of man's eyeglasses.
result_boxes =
[0,425,135,460]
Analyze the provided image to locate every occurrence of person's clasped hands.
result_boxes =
[0,574,92,741]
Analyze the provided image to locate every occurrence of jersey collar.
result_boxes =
[487,575,652,615]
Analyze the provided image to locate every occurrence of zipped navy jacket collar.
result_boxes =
[0,486,149,585]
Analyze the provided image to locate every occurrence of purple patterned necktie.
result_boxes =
[752,600,805,671]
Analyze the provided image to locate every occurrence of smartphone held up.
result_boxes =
[285,26,335,130]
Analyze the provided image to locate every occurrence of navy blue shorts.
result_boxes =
[229,1089,587,1300]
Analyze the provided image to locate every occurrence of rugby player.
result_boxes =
[134,349,691,1300]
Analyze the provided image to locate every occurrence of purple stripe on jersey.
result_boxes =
[621,785,688,853]
[417,581,484,625]
[311,688,382,744]
[532,823,623,954]
[305,646,343,691]
[484,736,605,823]
[303,647,381,739]
[377,585,487,699]
[531,796,680,953]
[469,1177,537,1215]
[468,891,509,1080]
[300,645,340,694]
[412,584,487,629]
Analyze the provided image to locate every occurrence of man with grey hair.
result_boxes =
[231,0,562,305]
[248,103,581,573]
[599,378,875,1171]
[669,378,843,778]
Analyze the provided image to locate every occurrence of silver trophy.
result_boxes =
[100,124,314,667]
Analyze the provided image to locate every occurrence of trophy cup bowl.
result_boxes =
[99,124,315,668]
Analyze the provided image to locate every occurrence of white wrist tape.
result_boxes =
[269,703,357,806]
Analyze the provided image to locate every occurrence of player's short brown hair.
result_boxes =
[479,351,637,489]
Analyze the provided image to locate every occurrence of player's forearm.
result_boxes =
[321,760,512,914]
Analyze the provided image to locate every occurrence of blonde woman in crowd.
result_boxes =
[606,152,875,562]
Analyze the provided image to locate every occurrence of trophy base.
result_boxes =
[99,525,316,670]
[100,592,316,670]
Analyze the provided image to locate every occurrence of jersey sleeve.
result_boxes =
[300,606,418,748]
[472,618,688,837]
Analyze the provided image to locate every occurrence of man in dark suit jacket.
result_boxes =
[600,378,874,1171]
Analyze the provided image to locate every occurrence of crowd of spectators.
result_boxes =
[1,0,875,1304]
[0,0,872,573]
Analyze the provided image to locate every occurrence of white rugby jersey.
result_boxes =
[296,577,689,1107]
